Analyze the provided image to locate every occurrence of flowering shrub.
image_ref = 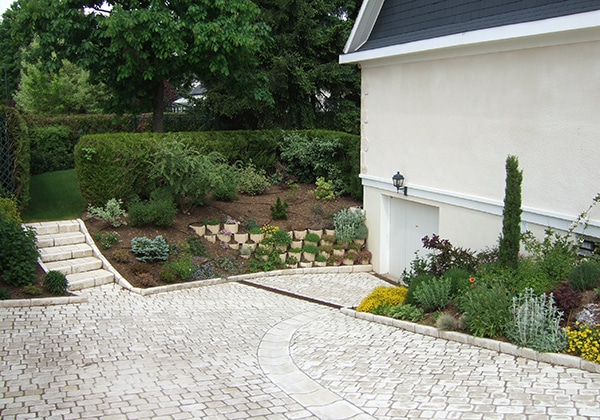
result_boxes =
[567,323,600,364]
[260,224,279,236]
[357,286,408,313]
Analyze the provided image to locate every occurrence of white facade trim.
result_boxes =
[360,174,600,238]
[341,10,600,64]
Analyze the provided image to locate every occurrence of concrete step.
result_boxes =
[67,269,114,291]
[37,231,86,248]
[25,220,81,236]
[39,243,94,263]
[44,256,103,276]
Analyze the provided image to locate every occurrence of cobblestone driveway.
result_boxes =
[1,274,599,419]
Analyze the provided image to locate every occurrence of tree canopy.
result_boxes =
[12,0,269,131]
[204,0,361,133]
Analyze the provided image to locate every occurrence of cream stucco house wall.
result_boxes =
[340,0,600,280]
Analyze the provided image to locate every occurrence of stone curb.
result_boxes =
[340,308,600,374]
[0,294,87,308]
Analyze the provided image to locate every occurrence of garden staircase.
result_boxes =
[25,219,114,291]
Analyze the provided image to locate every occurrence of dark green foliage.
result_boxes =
[237,163,269,196]
[522,229,578,284]
[443,267,472,296]
[44,271,69,294]
[0,215,38,287]
[405,273,436,305]
[186,235,208,258]
[128,190,177,228]
[270,197,288,220]
[263,230,292,247]
[513,256,555,293]
[30,126,77,174]
[387,303,424,322]
[0,107,30,210]
[211,164,239,202]
[412,276,453,312]
[162,254,195,281]
[131,236,170,263]
[75,130,361,206]
[568,261,600,291]
[456,282,513,338]
[498,155,523,271]
[159,269,178,284]
[250,247,285,272]
[0,288,11,300]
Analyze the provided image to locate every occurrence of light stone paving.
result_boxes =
[1,273,600,419]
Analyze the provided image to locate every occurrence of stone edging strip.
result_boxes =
[0,294,87,308]
[341,308,600,375]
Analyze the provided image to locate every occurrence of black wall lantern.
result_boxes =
[392,171,408,196]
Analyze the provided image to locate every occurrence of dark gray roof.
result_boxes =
[360,0,600,51]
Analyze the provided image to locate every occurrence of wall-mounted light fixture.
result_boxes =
[392,171,408,196]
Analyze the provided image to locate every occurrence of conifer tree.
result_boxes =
[498,155,523,270]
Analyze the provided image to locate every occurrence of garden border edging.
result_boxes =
[340,308,600,374]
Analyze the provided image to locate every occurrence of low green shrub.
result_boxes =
[236,163,269,196]
[211,163,238,202]
[356,286,408,313]
[163,254,195,280]
[442,267,472,296]
[333,207,365,244]
[412,276,453,312]
[522,229,578,283]
[505,288,567,353]
[404,273,435,305]
[94,231,120,250]
[387,302,424,322]
[1,106,30,210]
[131,236,170,262]
[436,312,459,331]
[112,249,131,264]
[513,256,556,293]
[23,285,42,295]
[304,233,321,243]
[44,271,69,295]
[88,198,128,227]
[0,215,38,287]
[186,235,208,257]
[313,177,335,201]
[159,269,178,284]
[128,190,177,228]
[456,282,513,338]
[568,260,600,291]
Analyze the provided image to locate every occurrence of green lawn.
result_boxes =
[23,169,87,222]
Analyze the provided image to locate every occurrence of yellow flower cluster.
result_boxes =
[566,323,600,364]
[260,224,279,237]
[357,286,408,313]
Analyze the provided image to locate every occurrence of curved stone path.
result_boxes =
[1,273,600,419]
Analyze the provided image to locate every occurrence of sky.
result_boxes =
[0,0,13,16]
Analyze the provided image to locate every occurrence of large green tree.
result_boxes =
[203,0,361,133]
[12,0,269,132]
[0,4,24,106]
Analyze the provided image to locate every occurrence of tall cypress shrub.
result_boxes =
[498,155,523,270]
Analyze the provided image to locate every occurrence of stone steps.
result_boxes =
[25,220,115,291]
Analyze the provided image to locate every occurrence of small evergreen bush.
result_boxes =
[356,286,408,313]
[0,288,11,300]
[131,236,170,262]
[505,288,567,353]
[186,235,208,257]
[0,197,22,223]
[568,260,600,291]
[44,271,69,295]
[270,197,288,220]
[112,249,131,263]
[404,273,435,305]
[162,254,195,280]
[88,198,128,227]
[23,285,42,295]
[412,276,453,312]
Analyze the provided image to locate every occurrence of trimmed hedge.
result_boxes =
[0,107,30,210]
[75,130,361,206]
[30,126,78,174]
